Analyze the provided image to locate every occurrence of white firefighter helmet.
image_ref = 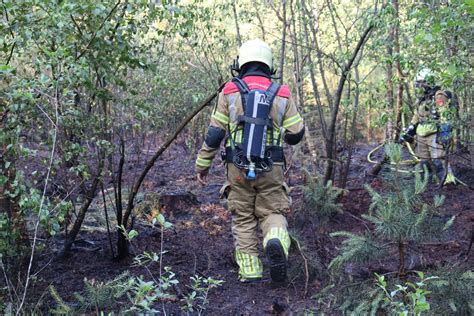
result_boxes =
[415,68,435,82]
[238,39,273,69]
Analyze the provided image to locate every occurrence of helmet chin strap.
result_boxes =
[270,67,280,80]
[230,57,240,77]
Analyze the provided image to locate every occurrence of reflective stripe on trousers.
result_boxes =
[235,249,263,279]
[263,227,291,257]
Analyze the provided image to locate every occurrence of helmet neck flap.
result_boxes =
[238,62,272,79]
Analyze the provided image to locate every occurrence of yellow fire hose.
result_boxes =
[367,114,419,172]
[366,142,422,174]
[367,125,467,185]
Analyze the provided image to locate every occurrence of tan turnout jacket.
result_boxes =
[195,76,304,173]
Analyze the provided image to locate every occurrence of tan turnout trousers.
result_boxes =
[223,164,291,279]
[415,133,445,160]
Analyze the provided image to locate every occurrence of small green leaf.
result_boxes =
[157,214,165,226]
[447,64,457,75]
[449,300,457,312]
[128,229,139,240]
[0,175,8,185]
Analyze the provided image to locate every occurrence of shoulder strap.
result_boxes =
[264,82,280,146]
[265,82,280,109]
[232,77,250,111]
[232,77,250,92]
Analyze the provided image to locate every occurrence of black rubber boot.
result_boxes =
[265,238,287,283]
[239,277,262,284]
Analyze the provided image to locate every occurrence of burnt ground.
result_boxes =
[25,140,474,314]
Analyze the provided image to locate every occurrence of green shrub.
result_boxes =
[181,276,224,314]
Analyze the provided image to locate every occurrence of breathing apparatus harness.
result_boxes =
[224,77,283,181]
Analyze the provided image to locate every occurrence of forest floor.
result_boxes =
[27,138,474,314]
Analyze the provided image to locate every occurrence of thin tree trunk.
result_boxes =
[393,0,403,141]
[255,9,266,41]
[61,156,104,255]
[324,24,374,184]
[385,5,395,140]
[289,0,302,107]
[327,0,343,53]
[278,0,287,83]
[101,183,115,258]
[366,98,372,142]
[289,0,318,167]
[304,126,319,166]
[116,136,127,258]
[341,67,361,188]
[301,0,328,140]
[404,81,414,111]
[232,0,242,47]
[339,78,351,185]
[308,3,334,113]
[398,241,406,278]
[470,109,474,169]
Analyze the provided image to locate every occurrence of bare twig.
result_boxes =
[119,83,226,258]
[301,0,328,139]
[31,257,53,279]
[278,0,288,83]
[16,84,60,315]
[2,0,16,65]
[291,236,310,298]
[34,103,57,128]
[0,109,10,123]
[346,212,371,231]
[70,14,84,38]
[6,43,16,65]
[0,257,14,308]
[101,182,115,258]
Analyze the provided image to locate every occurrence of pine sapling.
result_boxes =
[329,143,455,277]
[301,170,346,223]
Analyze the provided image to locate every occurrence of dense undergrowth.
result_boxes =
[1,0,473,314]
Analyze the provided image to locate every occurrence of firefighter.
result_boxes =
[195,39,304,283]
[400,68,456,184]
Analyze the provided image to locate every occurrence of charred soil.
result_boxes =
[26,141,474,314]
